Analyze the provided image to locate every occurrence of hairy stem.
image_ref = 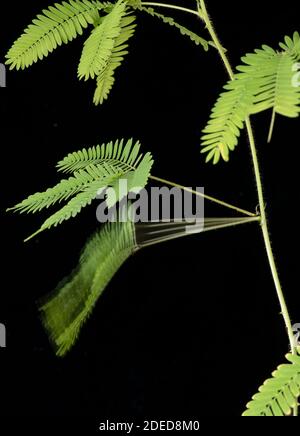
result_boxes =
[149,175,256,217]
[246,119,296,352]
[140,2,200,17]
[198,2,297,414]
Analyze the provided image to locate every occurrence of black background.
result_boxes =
[0,0,300,420]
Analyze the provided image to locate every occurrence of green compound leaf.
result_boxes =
[243,353,300,416]
[78,0,127,80]
[201,32,300,163]
[201,77,256,163]
[5,0,107,70]
[57,137,143,173]
[7,139,153,239]
[39,219,137,356]
[134,5,212,51]
[93,13,136,104]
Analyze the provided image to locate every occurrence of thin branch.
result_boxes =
[149,175,257,217]
[140,2,199,17]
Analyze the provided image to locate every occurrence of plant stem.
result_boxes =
[246,119,296,349]
[198,1,234,79]
[140,2,200,17]
[267,109,276,143]
[149,175,256,217]
[198,1,298,412]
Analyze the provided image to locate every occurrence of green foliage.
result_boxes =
[134,5,211,51]
[5,0,135,103]
[7,139,153,239]
[127,0,141,7]
[77,0,137,103]
[243,353,300,416]
[5,0,106,70]
[40,219,136,356]
[6,1,300,419]
[5,0,212,105]
[57,137,144,172]
[279,32,300,58]
[244,48,300,118]
[201,32,300,163]
[78,0,128,79]
[201,77,255,163]
[92,14,136,104]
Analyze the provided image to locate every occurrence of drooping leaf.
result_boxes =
[133,5,212,51]
[40,219,136,356]
[93,14,136,104]
[78,0,127,80]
